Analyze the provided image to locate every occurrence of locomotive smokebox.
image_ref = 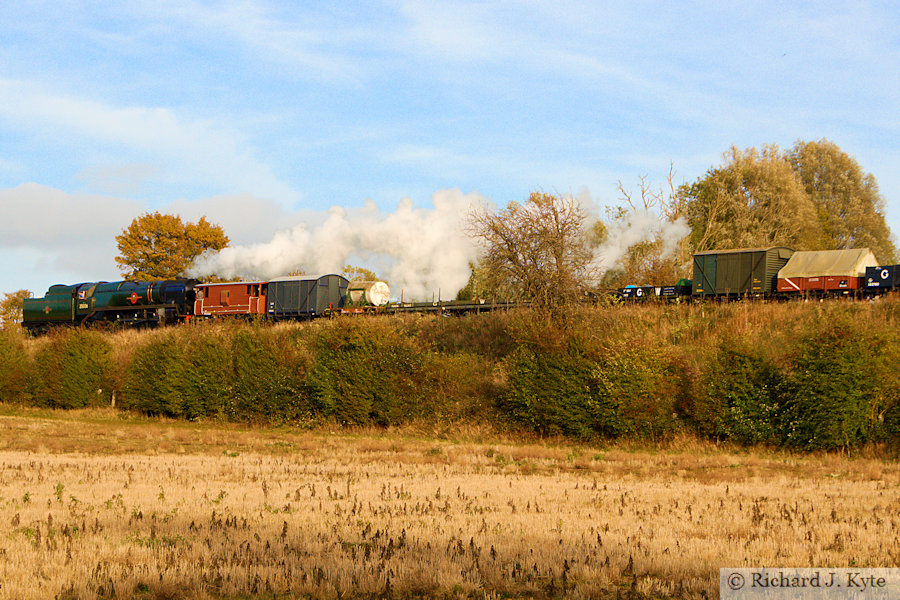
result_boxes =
[348,281,391,306]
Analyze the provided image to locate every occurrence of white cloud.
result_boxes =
[0,79,300,204]
[76,163,158,196]
[0,184,140,290]
[0,183,140,248]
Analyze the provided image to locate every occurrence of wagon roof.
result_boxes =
[693,246,793,256]
[267,274,348,283]
[197,281,266,287]
[777,248,879,278]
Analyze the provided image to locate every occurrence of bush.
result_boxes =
[231,326,311,422]
[0,328,28,403]
[500,346,619,439]
[779,314,896,450]
[122,331,188,416]
[593,342,682,438]
[425,352,499,424]
[306,320,428,425]
[31,329,111,409]
[409,311,518,359]
[695,336,782,445]
[181,328,232,419]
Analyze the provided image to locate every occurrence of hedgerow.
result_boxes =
[6,298,898,451]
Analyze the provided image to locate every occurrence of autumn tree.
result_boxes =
[680,145,824,252]
[0,290,32,328]
[342,265,382,282]
[467,191,592,308]
[115,212,229,280]
[787,139,898,262]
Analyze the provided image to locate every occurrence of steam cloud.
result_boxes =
[190,189,689,299]
[589,209,690,275]
[189,189,484,300]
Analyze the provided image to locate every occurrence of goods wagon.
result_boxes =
[617,279,691,302]
[348,281,391,306]
[693,247,794,297]
[777,248,878,295]
[618,285,658,301]
[866,265,900,291]
[266,274,349,320]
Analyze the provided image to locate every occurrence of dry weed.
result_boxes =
[0,409,897,599]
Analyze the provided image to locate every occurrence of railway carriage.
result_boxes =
[195,281,268,317]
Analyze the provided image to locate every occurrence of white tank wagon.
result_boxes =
[347,281,391,307]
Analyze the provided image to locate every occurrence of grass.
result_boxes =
[0,405,897,599]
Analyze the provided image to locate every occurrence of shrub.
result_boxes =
[410,311,518,359]
[231,326,311,422]
[779,315,893,450]
[0,328,28,403]
[425,352,499,424]
[122,331,187,416]
[694,336,782,445]
[181,328,232,419]
[306,320,428,425]
[593,342,682,438]
[500,346,619,439]
[31,329,111,409]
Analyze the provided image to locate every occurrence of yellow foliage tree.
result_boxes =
[681,145,824,252]
[342,265,381,282]
[787,139,898,262]
[0,290,32,328]
[115,212,229,280]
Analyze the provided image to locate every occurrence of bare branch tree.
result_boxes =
[467,192,592,309]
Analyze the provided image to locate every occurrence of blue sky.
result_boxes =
[2,1,899,296]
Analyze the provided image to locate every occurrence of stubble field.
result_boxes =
[0,407,897,600]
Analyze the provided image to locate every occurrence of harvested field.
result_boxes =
[0,407,897,599]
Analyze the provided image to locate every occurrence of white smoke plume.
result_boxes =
[189,189,483,300]
[590,208,690,275]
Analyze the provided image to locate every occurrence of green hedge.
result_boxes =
[305,320,429,425]
[7,300,899,450]
[230,326,311,422]
[30,329,111,409]
[0,328,28,403]
[779,315,898,450]
[695,336,782,445]
[501,346,619,439]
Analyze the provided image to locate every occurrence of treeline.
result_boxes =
[1,300,898,451]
